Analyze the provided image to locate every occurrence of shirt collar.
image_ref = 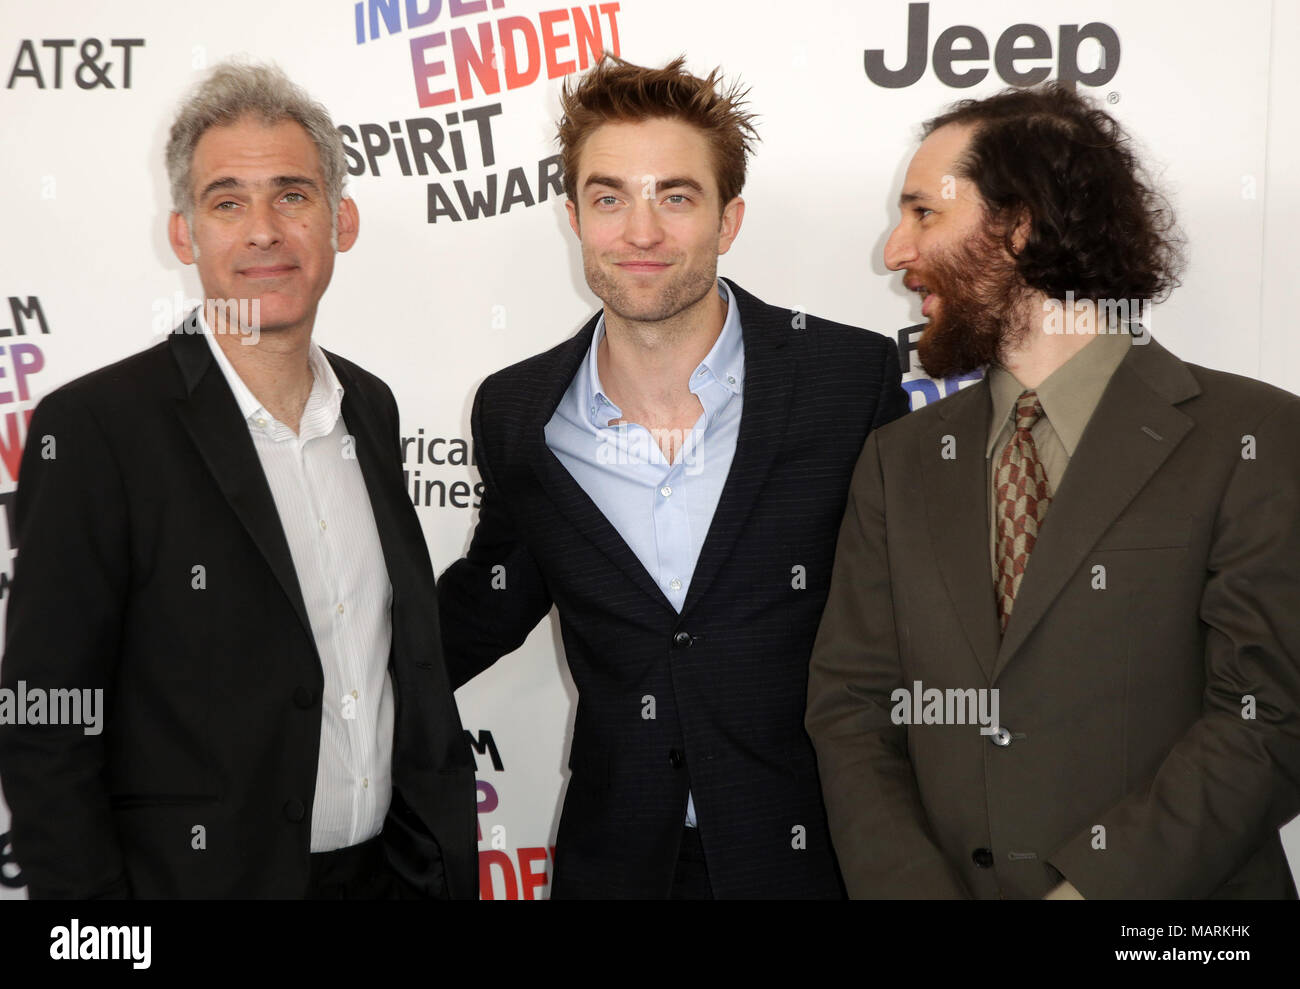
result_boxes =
[689,278,745,399]
[584,279,745,429]
[194,307,343,427]
[985,330,1132,459]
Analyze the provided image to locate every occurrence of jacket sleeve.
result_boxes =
[436,376,553,690]
[1047,396,1300,897]
[872,337,911,431]
[0,389,132,898]
[805,430,969,898]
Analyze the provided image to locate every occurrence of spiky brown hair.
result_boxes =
[557,54,759,214]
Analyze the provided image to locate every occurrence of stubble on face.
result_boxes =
[915,219,1034,379]
[580,228,720,336]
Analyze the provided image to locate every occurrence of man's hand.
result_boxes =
[1044,880,1085,900]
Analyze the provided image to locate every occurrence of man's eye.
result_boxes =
[215,201,238,211]
[596,195,619,206]
[664,194,688,205]
[915,207,934,219]
[282,191,306,203]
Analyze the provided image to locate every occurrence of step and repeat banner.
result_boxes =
[1,0,1296,898]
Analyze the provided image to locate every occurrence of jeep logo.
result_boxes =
[865,2,1120,89]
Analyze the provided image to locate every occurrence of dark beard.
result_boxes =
[915,228,1029,379]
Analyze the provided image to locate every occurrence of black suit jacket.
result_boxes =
[0,325,477,898]
[437,278,908,897]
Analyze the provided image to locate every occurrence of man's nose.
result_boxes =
[245,199,284,249]
[883,220,916,271]
[623,199,665,249]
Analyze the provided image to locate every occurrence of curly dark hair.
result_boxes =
[922,83,1184,303]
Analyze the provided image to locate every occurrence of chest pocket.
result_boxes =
[1093,514,1192,551]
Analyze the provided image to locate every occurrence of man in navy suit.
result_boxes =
[438,55,908,898]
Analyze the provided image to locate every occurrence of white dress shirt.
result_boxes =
[199,313,394,852]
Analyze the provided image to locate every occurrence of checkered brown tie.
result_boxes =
[995,390,1052,631]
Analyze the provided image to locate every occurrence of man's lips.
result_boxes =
[238,264,298,279]
[615,261,671,273]
[904,276,937,317]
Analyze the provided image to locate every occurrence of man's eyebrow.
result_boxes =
[199,176,242,201]
[583,174,626,192]
[654,177,705,194]
[581,175,707,195]
[898,190,932,207]
[198,175,320,201]
[270,175,319,191]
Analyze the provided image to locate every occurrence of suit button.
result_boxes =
[990,726,1013,747]
[669,748,685,769]
[293,686,313,709]
[972,847,994,868]
[673,631,693,648]
[284,798,305,822]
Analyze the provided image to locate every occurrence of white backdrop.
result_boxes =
[1,0,1296,898]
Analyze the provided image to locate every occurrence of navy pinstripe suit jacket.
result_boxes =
[438,278,907,897]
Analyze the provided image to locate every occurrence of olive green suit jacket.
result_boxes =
[807,337,1300,899]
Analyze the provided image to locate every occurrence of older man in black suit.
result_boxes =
[0,61,475,899]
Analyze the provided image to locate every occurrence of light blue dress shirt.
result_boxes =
[544,279,745,829]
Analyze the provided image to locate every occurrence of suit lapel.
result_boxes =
[523,279,796,619]
[992,339,1200,681]
[680,280,793,617]
[524,316,678,614]
[328,354,417,611]
[922,379,1002,681]
[169,327,314,644]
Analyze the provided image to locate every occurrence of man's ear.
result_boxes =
[168,212,196,264]
[1010,208,1031,254]
[716,196,745,256]
[566,198,580,239]
[335,196,360,252]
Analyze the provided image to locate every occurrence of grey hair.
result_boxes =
[165,60,347,224]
